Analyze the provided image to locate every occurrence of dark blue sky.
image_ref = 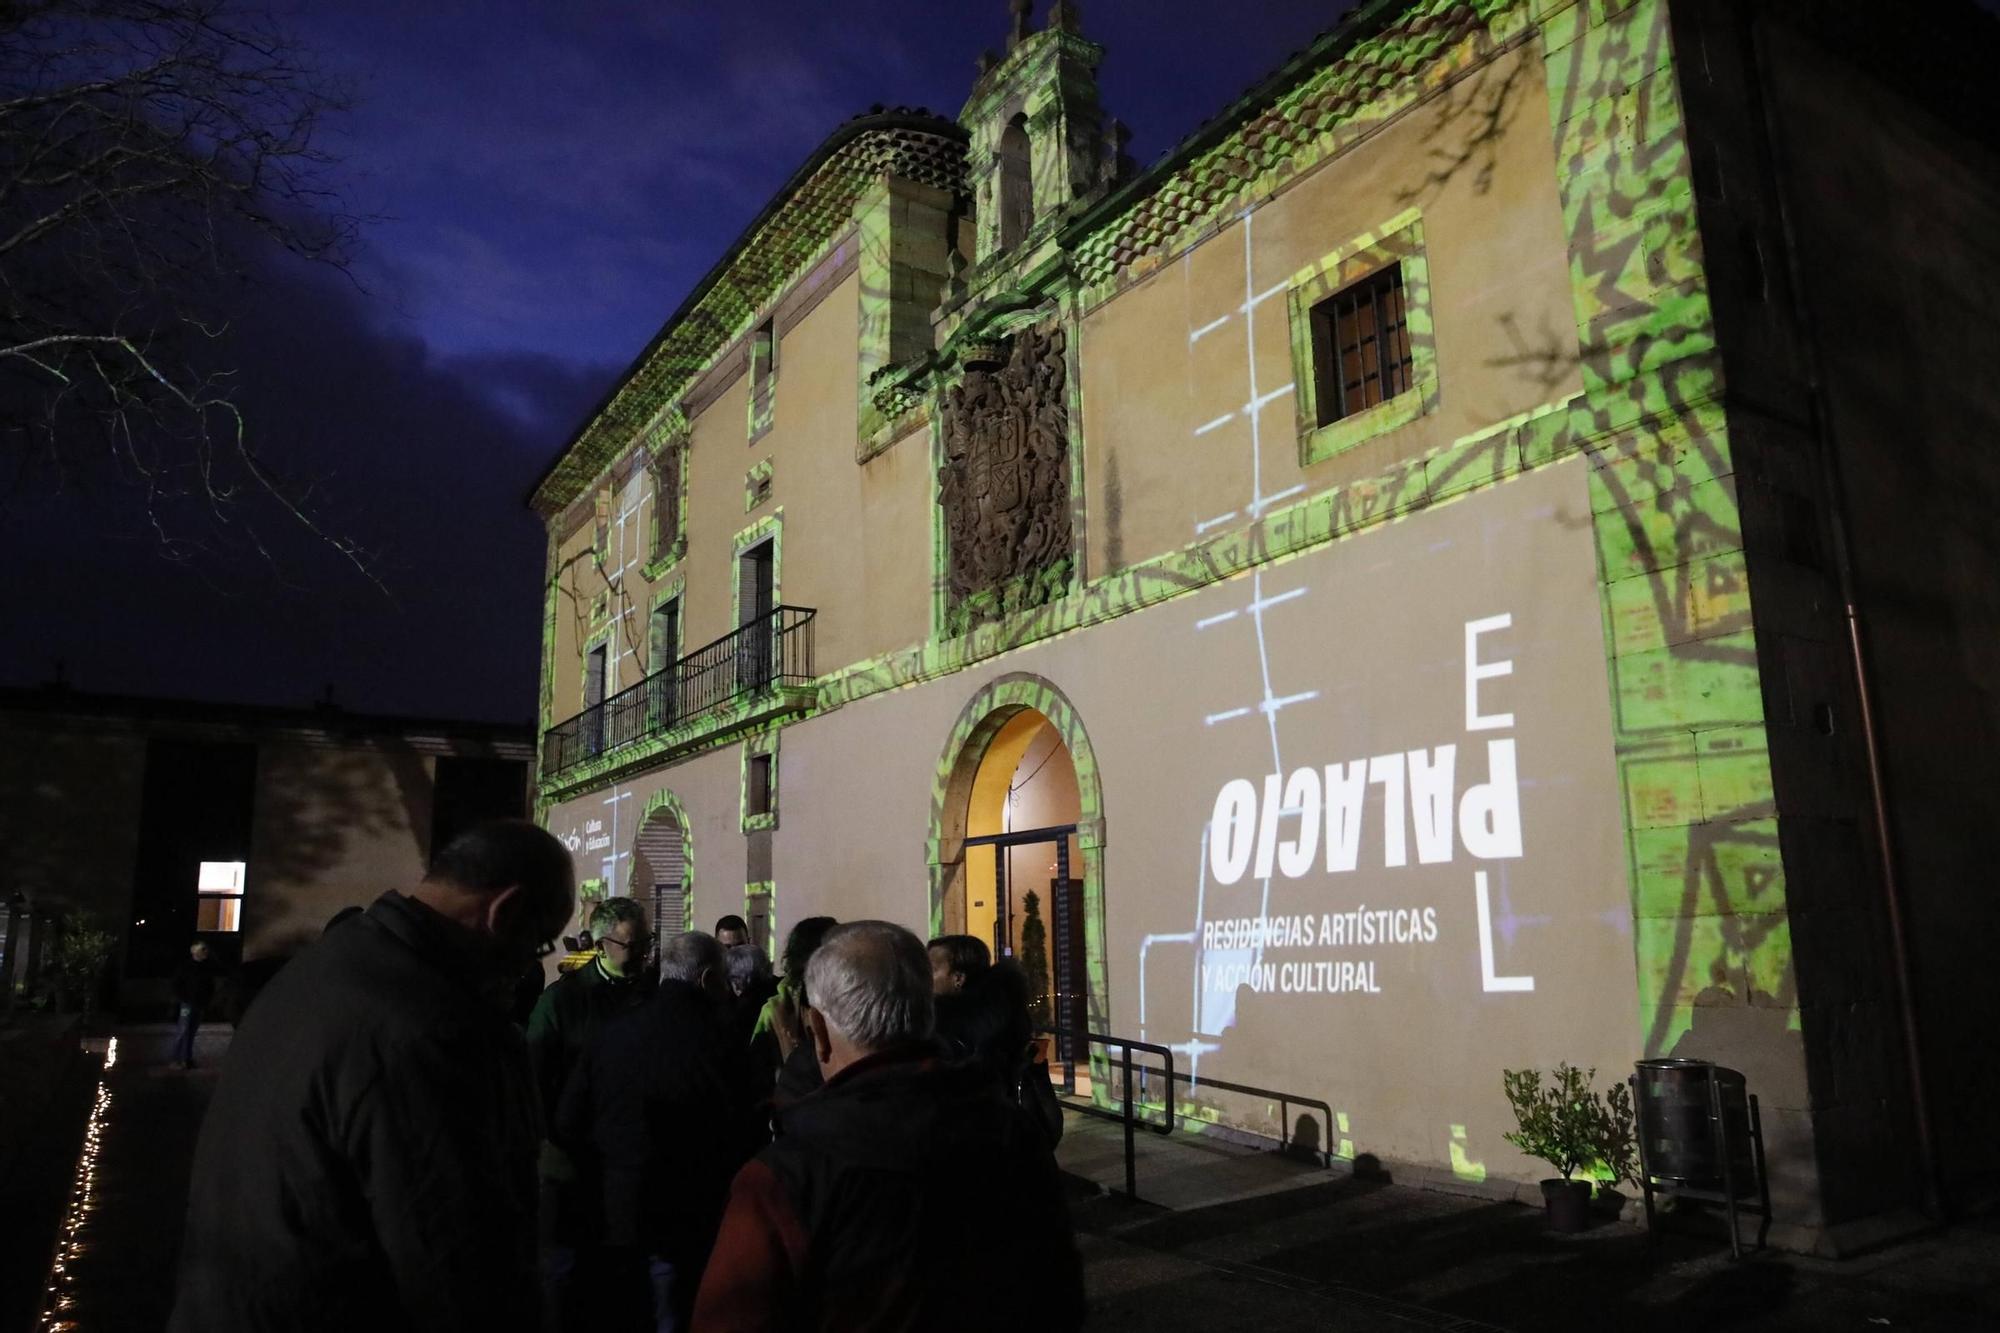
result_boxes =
[1,0,1348,723]
[280,0,1347,373]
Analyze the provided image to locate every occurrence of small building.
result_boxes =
[527,0,2000,1250]
[0,684,532,1012]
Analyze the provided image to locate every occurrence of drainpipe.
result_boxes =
[1739,8,1942,1219]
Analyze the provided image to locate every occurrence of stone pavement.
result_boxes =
[1055,1112,2000,1332]
[11,1024,1997,1332]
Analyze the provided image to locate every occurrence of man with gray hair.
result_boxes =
[693,921,1084,1331]
[558,931,761,1332]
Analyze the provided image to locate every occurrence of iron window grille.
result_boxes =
[1309,263,1413,427]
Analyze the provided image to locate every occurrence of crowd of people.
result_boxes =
[166,820,1087,1332]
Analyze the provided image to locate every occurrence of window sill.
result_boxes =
[641,541,685,583]
[1299,384,1436,467]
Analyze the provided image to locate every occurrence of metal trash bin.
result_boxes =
[1634,1058,1757,1191]
[1631,1058,1771,1257]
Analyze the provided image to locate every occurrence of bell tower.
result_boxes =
[961,0,1128,269]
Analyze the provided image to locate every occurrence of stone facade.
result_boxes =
[529,0,2000,1249]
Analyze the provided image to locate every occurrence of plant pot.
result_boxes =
[1540,1178,1594,1233]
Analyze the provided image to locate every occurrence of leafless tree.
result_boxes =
[0,0,368,571]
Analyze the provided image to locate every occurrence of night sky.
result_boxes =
[0,0,1352,724]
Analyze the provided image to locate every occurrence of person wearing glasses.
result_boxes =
[527,896,656,1330]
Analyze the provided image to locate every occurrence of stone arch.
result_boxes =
[997,114,1033,250]
[928,672,1106,1037]
[628,787,692,940]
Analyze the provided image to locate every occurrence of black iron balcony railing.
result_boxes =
[543,605,816,777]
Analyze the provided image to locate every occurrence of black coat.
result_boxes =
[168,892,540,1333]
[525,953,649,1130]
[554,978,762,1264]
[172,955,218,1009]
[934,960,1033,1092]
[694,1048,1085,1331]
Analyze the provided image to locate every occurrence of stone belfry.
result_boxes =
[961,0,1129,269]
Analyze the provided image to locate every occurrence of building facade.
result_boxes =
[0,685,532,1011]
[529,0,2000,1249]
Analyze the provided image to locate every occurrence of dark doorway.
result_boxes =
[127,739,258,979]
[649,598,681,726]
[738,541,775,691]
[584,643,608,755]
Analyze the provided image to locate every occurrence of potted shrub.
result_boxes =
[1501,1062,1637,1233]
[51,913,114,1021]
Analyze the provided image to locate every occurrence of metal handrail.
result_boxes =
[1169,1071,1336,1169]
[1037,1026,1174,1200]
[542,605,816,776]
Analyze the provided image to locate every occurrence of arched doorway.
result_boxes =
[960,711,1078,970]
[628,790,691,974]
[931,675,1106,1070]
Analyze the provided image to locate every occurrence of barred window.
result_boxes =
[1309,264,1413,427]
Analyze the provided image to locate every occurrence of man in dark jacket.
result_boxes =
[558,931,761,1331]
[168,940,217,1070]
[693,921,1084,1333]
[528,897,656,1126]
[167,820,575,1333]
[527,896,654,1327]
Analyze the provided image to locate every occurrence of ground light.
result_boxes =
[38,1037,116,1333]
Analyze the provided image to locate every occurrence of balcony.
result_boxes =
[542,605,817,781]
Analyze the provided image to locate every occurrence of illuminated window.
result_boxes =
[1308,263,1413,426]
[196,861,245,933]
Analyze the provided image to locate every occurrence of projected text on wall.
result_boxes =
[1197,614,1533,999]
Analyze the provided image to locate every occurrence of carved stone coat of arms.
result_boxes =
[937,326,1072,629]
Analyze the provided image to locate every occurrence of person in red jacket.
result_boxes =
[693,920,1085,1333]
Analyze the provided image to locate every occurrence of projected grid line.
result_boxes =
[1150,204,1324,1084]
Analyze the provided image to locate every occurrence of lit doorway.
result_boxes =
[931,677,1108,1096]
[958,710,1087,1071]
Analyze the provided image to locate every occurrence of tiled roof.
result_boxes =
[532,1,1524,513]
[1070,0,1503,288]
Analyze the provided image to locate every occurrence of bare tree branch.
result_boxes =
[0,0,376,579]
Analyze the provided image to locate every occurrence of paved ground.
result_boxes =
[0,1016,94,1333]
[1055,1114,2000,1332]
[11,1025,1998,1332]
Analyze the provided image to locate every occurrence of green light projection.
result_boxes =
[926,673,1109,1091]
[630,786,694,932]
[1538,0,1792,1060]
[1284,207,1439,466]
[533,0,1796,1183]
